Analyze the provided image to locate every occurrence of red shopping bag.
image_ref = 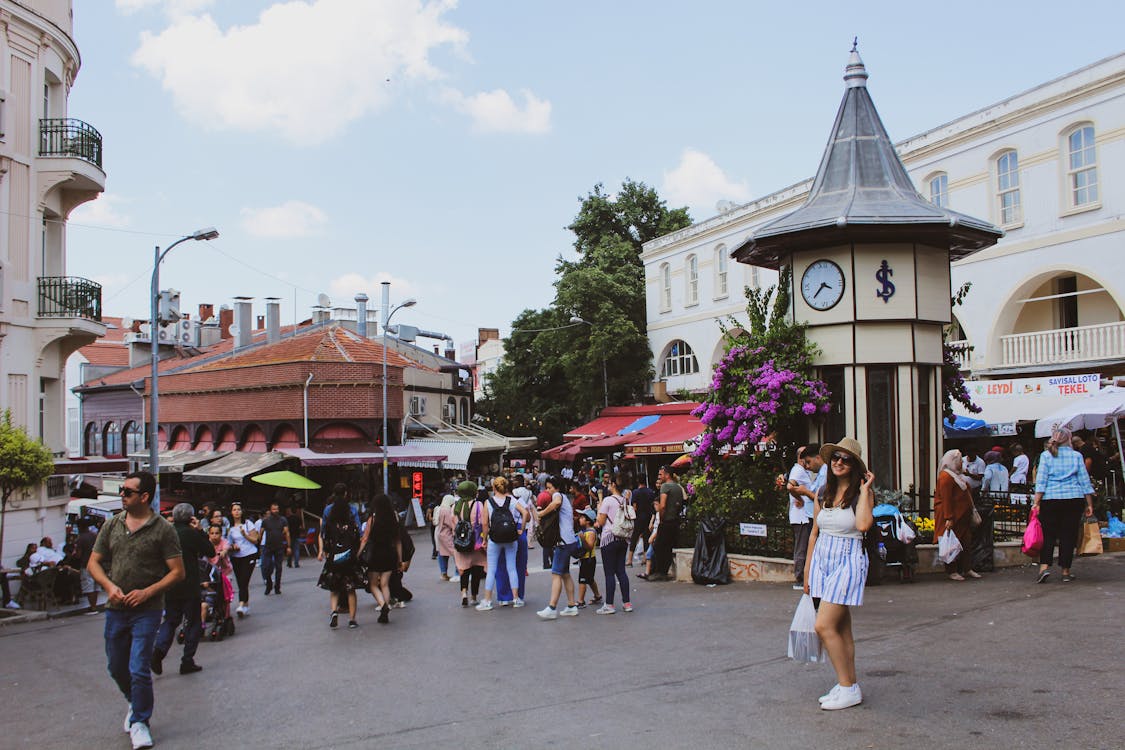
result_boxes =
[1022,506,1043,558]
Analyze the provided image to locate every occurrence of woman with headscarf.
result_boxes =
[933,450,979,581]
[1032,427,1094,583]
[444,481,486,607]
[434,493,457,581]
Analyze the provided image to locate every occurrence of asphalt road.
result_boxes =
[2,536,1122,750]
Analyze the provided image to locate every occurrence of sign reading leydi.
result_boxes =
[968,373,1100,401]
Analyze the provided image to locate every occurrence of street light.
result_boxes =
[381,281,416,495]
[570,316,608,409]
[149,227,219,510]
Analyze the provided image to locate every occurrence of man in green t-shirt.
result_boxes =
[651,466,685,581]
[88,471,183,750]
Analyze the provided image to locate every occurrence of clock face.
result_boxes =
[800,259,845,311]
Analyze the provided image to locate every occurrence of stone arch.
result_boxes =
[169,425,192,450]
[239,424,268,453]
[215,424,238,451]
[193,425,214,451]
[271,423,301,449]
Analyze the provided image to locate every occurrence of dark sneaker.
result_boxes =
[179,661,202,675]
[330,612,338,629]
[150,649,165,676]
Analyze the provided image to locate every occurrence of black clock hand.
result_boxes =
[813,282,830,298]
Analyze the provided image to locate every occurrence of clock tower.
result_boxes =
[732,45,1002,504]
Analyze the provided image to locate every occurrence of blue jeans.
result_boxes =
[601,538,630,605]
[485,539,519,596]
[260,547,285,589]
[104,608,162,726]
[496,532,529,601]
[154,596,201,664]
[438,555,450,576]
[551,542,579,575]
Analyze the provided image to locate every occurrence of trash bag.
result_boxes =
[787,594,827,663]
[970,498,995,572]
[936,529,963,565]
[1104,515,1125,538]
[1022,506,1043,558]
[691,516,731,585]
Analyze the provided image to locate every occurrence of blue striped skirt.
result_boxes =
[808,534,868,607]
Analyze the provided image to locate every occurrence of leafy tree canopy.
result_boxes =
[0,409,55,562]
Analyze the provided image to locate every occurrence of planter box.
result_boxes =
[1104,537,1125,553]
[914,541,1028,572]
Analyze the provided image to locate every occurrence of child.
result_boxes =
[638,502,660,580]
[576,509,602,607]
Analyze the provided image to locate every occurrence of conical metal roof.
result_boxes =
[734,45,1001,269]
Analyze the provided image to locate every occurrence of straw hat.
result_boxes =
[820,437,868,476]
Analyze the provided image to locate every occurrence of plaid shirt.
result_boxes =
[1034,446,1094,499]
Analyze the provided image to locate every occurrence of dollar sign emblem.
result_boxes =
[875,260,895,303]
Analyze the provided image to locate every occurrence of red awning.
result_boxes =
[542,438,591,462]
[563,416,639,441]
[624,414,703,454]
[578,433,634,452]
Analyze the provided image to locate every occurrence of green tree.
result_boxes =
[0,410,55,564]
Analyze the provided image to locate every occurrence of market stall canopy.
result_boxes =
[1034,386,1125,437]
[251,470,321,490]
[623,413,704,455]
[279,445,449,467]
[952,373,1103,436]
[943,416,990,439]
[399,439,474,470]
[127,449,230,474]
[541,438,591,462]
[182,451,287,485]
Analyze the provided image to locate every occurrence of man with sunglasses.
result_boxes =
[87,471,184,750]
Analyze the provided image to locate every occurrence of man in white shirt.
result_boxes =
[962,449,986,493]
[28,536,65,568]
[786,446,819,589]
[1009,444,1030,485]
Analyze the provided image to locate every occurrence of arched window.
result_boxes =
[123,422,144,455]
[996,150,1021,225]
[659,263,671,312]
[714,245,728,299]
[444,396,458,423]
[84,422,101,456]
[927,172,948,207]
[685,254,699,306]
[661,340,700,378]
[103,422,121,457]
[1066,124,1098,207]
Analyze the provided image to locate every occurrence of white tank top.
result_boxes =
[816,505,863,539]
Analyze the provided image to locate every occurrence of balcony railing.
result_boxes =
[37,276,102,322]
[946,339,972,371]
[1000,321,1125,367]
[39,118,103,168]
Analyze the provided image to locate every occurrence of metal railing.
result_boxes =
[946,339,972,370]
[39,118,103,168]
[37,276,102,322]
[1000,321,1125,367]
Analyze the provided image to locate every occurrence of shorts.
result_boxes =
[645,546,654,561]
[80,569,96,595]
[578,557,597,584]
[551,542,579,575]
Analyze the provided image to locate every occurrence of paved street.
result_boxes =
[2,536,1122,750]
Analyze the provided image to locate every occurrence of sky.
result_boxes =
[63,0,1125,354]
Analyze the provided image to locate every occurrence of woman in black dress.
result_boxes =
[317,498,365,629]
[359,494,402,624]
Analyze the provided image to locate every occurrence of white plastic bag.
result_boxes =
[897,517,916,544]
[787,594,827,663]
[936,529,963,565]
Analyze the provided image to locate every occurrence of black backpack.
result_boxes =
[488,498,518,543]
[453,502,476,553]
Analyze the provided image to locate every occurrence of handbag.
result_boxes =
[787,594,827,662]
[1076,518,1103,556]
[970,505,982,528]
[1021,506,1043,558]
[331,549,352,565]
[609,495,635,540]
[535,508,561,549]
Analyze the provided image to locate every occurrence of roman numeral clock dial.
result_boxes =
[800,259,845,311]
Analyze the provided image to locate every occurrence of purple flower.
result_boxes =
[801,402,817,415]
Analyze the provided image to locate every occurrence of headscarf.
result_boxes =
[1047,427,1073,457]
[940,449,968,490]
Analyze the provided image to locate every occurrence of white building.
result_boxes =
[644,52,1125,406]
[0,0,105,566]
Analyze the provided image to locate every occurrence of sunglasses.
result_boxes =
[830,453,853,465]
[119,487,142,497]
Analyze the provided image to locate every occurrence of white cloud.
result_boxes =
[240,200,328,238]
[129,0,469,144]
[116,0,215,16]
[662,148,752,216]
[328,272,418,306]
[442,87,552,134]
[69,194,133,229]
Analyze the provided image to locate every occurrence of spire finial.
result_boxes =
[844,38,868,88]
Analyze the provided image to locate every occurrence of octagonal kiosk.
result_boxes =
[731,46,1002,509]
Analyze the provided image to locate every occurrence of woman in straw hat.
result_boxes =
[802,437,875,711]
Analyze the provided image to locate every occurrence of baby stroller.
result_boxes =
[201,558,235,641]
[868,504,919,584]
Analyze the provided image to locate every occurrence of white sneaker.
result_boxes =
[475,600,493,611]
[559,605,579,617]
[394,601,407,609]
[536,606,558,620]
[4,600,20,609]
[498,600,512,607]
[820,684,862,710]
[130,721,154,749]
[818,684,841,704]
[596,604,616,615]
[512,598,525,608]
[124,707,132,732]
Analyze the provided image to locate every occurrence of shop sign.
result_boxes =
[968,373,1099,400]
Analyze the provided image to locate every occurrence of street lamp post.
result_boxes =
[149,227,219,510]
[570,316,607,408]
[380,281,416,495]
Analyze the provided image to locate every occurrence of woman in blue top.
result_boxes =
[1033,427,1094,583]
[536,476,580,620]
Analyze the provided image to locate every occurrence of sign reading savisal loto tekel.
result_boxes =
[968,373,1100,400]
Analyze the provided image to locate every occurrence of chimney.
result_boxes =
[478,327,499,346]
[445,346,456,361]
[200,317,221,347]
[234,297,252,350]
[265,297,281,344]
[355,292,369,338]
[198,303,214,322]
[218,306,234,339]
[256,315,265,331]
[433,345,439,355]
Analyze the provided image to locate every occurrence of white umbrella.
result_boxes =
[1035,386,1125,481]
